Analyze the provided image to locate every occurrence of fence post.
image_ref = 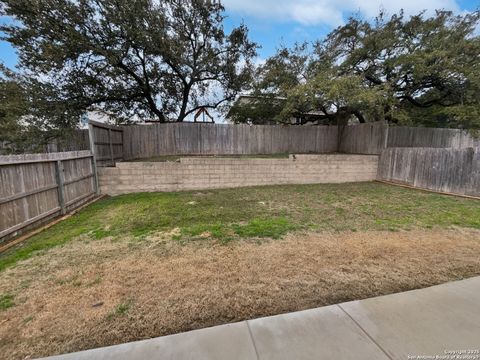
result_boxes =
[90,155,100,196]
[55,160,66,215]
[88,123,100,195]
[120,127,124,161]
[383,122,389,150]
[108,128,114,166]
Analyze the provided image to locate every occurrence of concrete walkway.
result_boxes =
[44,277,480,360]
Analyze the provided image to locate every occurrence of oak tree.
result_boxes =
[1,0,257,123]
[235,10,480,128]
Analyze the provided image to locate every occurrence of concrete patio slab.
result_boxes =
[247,305,389,360]
[340,276,480,360]
[44,322,258,360]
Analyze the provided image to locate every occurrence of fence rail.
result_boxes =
[0,151,98,243]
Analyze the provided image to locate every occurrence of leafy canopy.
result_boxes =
[0,64,89,153]
[234,10,480,128]
[0,0,257,123]
[0,68,26,149]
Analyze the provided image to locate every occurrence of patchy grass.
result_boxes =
[181,217,297,243]
[231,218,298,239]
[107,300,133,320]
[1,182,480,272]
[0,182,479,359]
[1,229,480,360]
[0,294,15,311]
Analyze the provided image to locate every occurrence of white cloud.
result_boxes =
[222,0,461,26]
[253,57,266,67]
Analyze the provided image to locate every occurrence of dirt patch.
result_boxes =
[1,229,480,359]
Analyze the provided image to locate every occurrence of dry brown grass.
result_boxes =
[1,228,480,359]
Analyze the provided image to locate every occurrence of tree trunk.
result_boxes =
[154,109,167,122]
[352,110,366,123]
[177,83,192,122]
[336,113,349,153]
[144,92,166,122]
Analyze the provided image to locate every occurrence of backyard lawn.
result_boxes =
[1,182,480,359]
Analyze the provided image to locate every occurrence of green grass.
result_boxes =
[1,182,479,272]
[232,218,298,239]
[106,300,133,320]
[131,153,291,162]
[0,294,15,311]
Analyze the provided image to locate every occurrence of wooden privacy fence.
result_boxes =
[338,122,388,154]
[387,126,479,149]
[377,147,480,197]
[4,121,473,165]
[2,120,479,160]
[122,123,338,160]
[338,123,479,155]
[120,122,479,160]
[88,120,124,167]
[0,151,98,243]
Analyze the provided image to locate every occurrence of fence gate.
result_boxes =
[88,120,124,167]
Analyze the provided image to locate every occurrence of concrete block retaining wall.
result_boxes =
[98,155,379,196]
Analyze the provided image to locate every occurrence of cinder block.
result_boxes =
[98,155,379,193]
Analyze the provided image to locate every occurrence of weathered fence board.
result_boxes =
[377,147,480,197]
[337,123,478,155]
[4,121,478,161]
[0,151,98,243]
[122,123,339,160]
[122,122,478,159]
[338,122,388,155]
[387,126,479,149]
[88,120,124,167]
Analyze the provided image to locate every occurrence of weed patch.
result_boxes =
[232,218,297,239]
[107,300,133,320]
[0,294,15,311]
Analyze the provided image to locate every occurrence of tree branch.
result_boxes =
[183,96,234,119]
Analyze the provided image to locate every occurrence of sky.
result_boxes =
[0,0,478,69]
[221,0,479,60]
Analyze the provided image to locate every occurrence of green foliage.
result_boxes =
[107,299,133,320]
[239,10,480,128]
[1,0,257,123]
[256,43,313,97]
[1,182,479,272]
[0,294,15,311]
[0,72,27,152]
[231,218,297,239]
[0,63,89,154]
[227,95,287,124]
[228,43,314,124]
